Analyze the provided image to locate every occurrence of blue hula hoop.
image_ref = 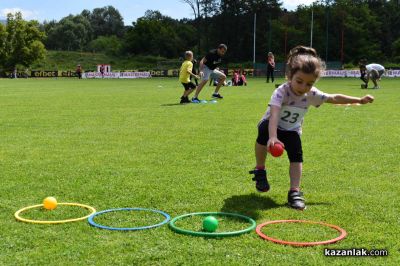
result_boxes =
[88,208,170,231]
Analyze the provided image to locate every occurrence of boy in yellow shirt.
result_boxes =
[179,51,199,103]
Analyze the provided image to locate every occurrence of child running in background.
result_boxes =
[250,46,374,210]
[179,51,200,104]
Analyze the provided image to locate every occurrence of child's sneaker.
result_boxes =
[287,190,306,210]
[212,93,223,99]
[181,96,190,103]
[191,97,201,103]
[249,169,269,192]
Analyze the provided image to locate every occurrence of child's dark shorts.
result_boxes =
[256,119,303,163]
[181,82,196,90]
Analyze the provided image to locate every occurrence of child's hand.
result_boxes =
[267,137,284,151]
[360,95,374,104]
[195,75,200,79]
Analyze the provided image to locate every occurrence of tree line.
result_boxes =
[1,1,400,70]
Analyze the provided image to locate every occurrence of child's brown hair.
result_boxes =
[286,46,325,79]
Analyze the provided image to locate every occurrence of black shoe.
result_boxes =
[249,169,269,192]
[182,96,190,103]
[288,190,306,210]
[212,93,223,99]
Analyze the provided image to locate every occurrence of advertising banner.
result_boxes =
[3,68,399,78]
[119,72,151,78]
[82,72,151,79]
[322,70,400,77]
[82,72,121,79]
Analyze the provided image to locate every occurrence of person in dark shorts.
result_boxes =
[179,51,200,103]
[250,45,374,210]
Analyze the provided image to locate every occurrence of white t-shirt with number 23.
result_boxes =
[262,82,329,133]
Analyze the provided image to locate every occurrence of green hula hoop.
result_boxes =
[169,212,256,237]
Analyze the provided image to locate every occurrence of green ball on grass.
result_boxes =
[203,216,218,232]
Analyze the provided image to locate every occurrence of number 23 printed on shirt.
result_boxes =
[281,111,300,124]
[278,106,308,131]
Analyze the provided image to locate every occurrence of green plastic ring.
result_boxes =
[169,212,256,237]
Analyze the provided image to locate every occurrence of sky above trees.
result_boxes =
[0,0,314,24]
[3,1,398,66]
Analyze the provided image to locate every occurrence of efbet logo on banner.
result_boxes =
[31,71,58,77]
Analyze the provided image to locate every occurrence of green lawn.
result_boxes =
[0,77,399,265]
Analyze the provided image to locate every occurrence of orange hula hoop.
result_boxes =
[256,220,347,247]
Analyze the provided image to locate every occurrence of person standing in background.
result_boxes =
[76,64,82,79]
[267,52,275,83]
[100,64,105,78]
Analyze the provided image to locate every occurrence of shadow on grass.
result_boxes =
[160,103,186,106]
[221,194,333,220]
[161,100,218,107]
[221,193,283,220]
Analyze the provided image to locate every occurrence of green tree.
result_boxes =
[0,23,7,63]
[0,12,46,70]
[87,35,122,55]
[392,38,400,62]
[46,15,92,51]
[123,10,197,58]
[210,0,282,62]
[84,6,125,38]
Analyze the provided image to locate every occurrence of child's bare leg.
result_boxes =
[289,162,302,191]
[188,88,195,97]
[255,142,267,168]
[288,162,305,210]
[183,89,194,97]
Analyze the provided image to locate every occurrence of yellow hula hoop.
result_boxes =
[14,203,96,224]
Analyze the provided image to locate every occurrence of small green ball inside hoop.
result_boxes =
[169,212,256,237]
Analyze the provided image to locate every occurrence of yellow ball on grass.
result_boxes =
[43,197,58,210]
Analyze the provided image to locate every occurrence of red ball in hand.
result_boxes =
[270,143,284,157]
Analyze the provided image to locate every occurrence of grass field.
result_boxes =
[0,77,399,265]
